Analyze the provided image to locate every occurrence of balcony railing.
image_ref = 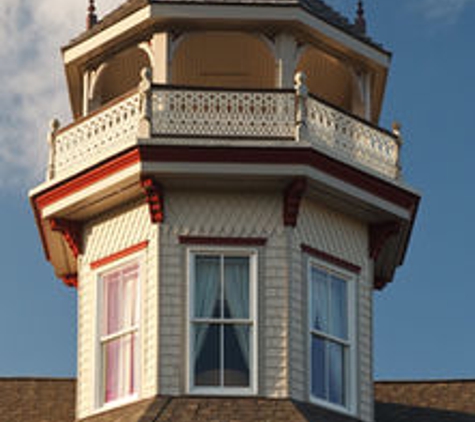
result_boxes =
[47,78,401,181]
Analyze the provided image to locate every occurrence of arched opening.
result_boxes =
[90,47,150,111]
[172,31,276,89]
[297,48,354,113]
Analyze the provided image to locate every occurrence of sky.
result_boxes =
[0,0,474,380]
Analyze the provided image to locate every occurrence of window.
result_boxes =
[308,260,355,411]
[99,260,140,405]
[188,250,256,393]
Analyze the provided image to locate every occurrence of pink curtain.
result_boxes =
[102,262,139,403]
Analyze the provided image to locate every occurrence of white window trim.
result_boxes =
[307,257,358,416]
[186,246,258,396]
[94,251,145,411]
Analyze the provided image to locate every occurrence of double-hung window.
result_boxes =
[189,250,256,393]
[309,260,355,411]
[99,260,140,405]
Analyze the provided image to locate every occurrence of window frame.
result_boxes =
[95,252,144,410]
[186,247,258,396]
[307,256,357,415]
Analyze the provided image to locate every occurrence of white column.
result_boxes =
[151,32,172,84]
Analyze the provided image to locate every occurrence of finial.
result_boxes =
[355,0,367,34]
[87,0,98,30]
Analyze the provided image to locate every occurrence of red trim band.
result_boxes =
[179,236,267,246]
[301,243,361,274]
[90,241,148,270]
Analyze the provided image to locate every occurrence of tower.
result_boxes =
[30,1,419,421]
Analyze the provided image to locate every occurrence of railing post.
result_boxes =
[47,119,60,181]
[294,71,308,142]
[138,67,152,138]
[392,121,403,180]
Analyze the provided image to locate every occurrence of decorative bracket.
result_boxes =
[283,177,307,227]
[61,274,78,289]
[141,177,164,223]
[369,222,401,261]
[50,218,82,258]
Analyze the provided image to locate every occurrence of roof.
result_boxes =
[0,378,75,422]
[66,0,386,53]
[375,380,475,422]
[81,396,361,422]
[3,377,475,421]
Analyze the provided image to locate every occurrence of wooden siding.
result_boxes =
[77,201,157,418]
[294,198,372,422]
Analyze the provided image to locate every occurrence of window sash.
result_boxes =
[308,259,354,410]
[99,259,140,405]
[189,250,256,392]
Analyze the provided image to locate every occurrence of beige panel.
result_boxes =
[91,47,150,110]
[297,47,353,112]
[172,31,275,89]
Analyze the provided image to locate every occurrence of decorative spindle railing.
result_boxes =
[47,73,401,181]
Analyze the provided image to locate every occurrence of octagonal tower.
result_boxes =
[30,1,419,421]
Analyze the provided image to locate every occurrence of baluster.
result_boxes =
[138,67,152,137]
[47,119,60,180]
[294,71,308,142]
[392,121,403,180]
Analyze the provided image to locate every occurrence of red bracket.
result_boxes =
[61,274,78,289]
[283,177,307,227]
[369,222,401,261]
[141,177,164,223]
[50,218,82,258]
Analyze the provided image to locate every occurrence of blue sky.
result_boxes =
[0,0,474,380]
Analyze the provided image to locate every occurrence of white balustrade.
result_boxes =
[151,88,295,139]
[306,95,400,179]
[49,86,400,181]
[54,93,141,179]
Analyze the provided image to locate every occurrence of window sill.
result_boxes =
[91,393,139,416]
[309,395,356,418]
[188,386,257,396]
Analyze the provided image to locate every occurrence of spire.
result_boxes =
[87,0,98,30]
[354,0,367,34]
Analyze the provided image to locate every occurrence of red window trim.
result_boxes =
[91,241,148,270]
[179,236,267,246]
[301,243,361,274]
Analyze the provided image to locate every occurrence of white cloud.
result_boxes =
[416,0,474,22]
[0,0,121,190]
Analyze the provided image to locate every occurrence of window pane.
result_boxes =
[103,333,137,403]
[330,276,348,340]
[103,263,138,335]
[224,325,250,387]
[194,324,220,386]
[195,256,221,318]
[224,257,250,319]
[103,273,121,335]
[311,267,328,333]
[328,341,345,406]
[311,335,326,399]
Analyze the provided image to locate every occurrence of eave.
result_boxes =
[30,144,419,289]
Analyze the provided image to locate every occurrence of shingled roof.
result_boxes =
[0,378,75,422]
[3,378,475,421]
[66,0,385,52]
[375,380,475,422]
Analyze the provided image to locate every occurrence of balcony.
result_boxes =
[47,81,401,183]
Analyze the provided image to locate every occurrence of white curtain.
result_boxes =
[194,256,220,357]
[224,257,250,367]
[311,267,328,333]
[330,275,347,339]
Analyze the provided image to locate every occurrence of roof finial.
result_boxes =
[87,0,98,30]
[355,0,367,34]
